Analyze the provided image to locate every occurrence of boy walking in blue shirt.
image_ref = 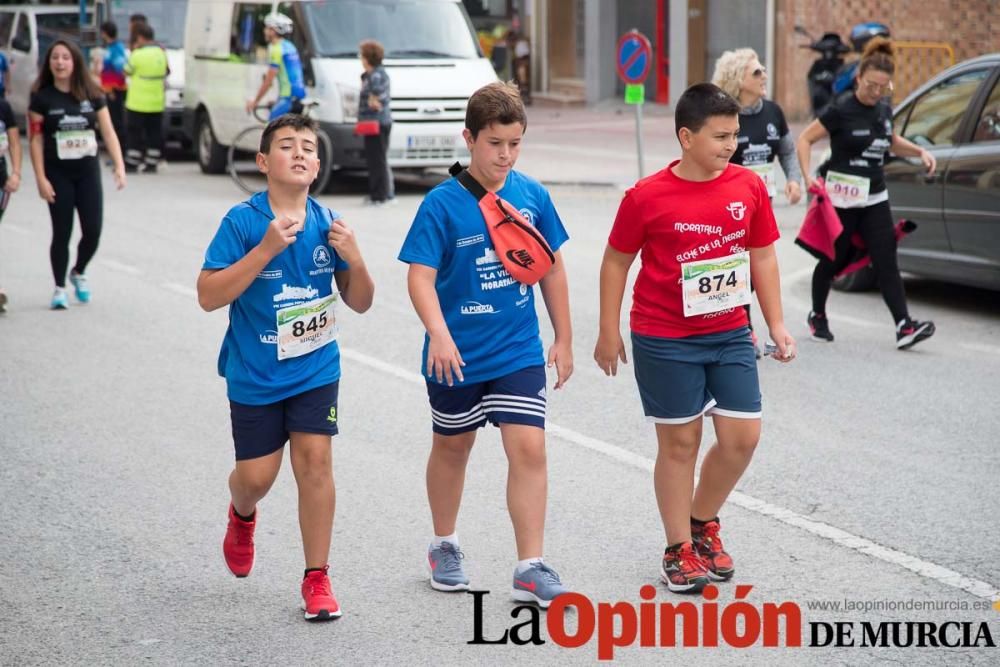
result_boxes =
[398,82,574,608]
[198,114,374,621]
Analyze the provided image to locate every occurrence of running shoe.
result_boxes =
[50,288,68,310]
[427,541,470,591]
[896,318,935,350]
[691,519,735,581]
[808,311,834,342]
[301,565,342,621]
[69,271,91,303]
[0,289,7,313]
[661,542,710,594]
[222,504,256,578]
[511,562,569,608]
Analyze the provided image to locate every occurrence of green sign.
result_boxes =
[624,83,645,105]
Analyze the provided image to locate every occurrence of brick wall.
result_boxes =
[774,0,1000,120]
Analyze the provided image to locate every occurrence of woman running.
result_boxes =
[796,38,935,350]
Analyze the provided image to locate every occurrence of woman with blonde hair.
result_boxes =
[795,38,936,350]
[712,48,801,356]
[712,48,802,205]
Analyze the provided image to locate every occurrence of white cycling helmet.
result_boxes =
[263,12,294,36]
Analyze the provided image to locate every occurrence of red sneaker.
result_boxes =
[301,565,342,621]
[223,504,256,578]
[660,542,710,593]
[692,519,735,581]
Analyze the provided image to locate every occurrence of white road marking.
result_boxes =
[100,258,142,275]
[783,295,880,329]
[162,282,198,298]
[340,345,999,601]
[1,223,28,235]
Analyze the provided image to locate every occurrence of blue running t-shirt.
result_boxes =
[398,171,569,385]
[203,192,349,405]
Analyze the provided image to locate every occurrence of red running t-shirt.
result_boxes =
[608,160,780,338]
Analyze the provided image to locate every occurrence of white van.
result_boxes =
[0,4,100,121]
[184,0,497,177]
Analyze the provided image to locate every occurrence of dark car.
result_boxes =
[835,53,1000,292]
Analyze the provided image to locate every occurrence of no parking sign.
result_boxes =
[617,30,652,177]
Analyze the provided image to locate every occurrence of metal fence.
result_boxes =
[893,41,956,102]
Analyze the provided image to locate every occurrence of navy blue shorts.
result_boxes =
[229,382,339,460]
[631,327,761,424]
[426,366,546,435]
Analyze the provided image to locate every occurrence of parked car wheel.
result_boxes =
[196,112,227,174]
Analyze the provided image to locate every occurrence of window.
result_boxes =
[903,69,990,146]
[972,74,1000,143]
[230,2,293,62]
[12,13,30,52]
[110,0,188,49]
[305,0,479,59]
[0,12,15,47]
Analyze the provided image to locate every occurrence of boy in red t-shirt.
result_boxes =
[594,83,796,593]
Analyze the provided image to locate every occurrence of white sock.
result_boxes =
[432,533,458,549]
[516,557,543,574]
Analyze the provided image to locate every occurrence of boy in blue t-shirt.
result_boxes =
[198,114,374,622]
[398,81,573,608]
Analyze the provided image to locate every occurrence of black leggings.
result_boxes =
[811,200,908,324]
[364,123,391,202]
[47,165,103,288]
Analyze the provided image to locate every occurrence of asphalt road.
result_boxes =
[1,158,998,666]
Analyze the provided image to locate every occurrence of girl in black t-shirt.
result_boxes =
[28,40,126,310]
[795,39,936,350]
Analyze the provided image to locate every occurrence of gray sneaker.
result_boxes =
[511,562,568,608]
[427,542,470,591]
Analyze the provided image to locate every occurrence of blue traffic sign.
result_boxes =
[616,31,652,85]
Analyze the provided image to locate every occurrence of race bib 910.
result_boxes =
[826,170,871,208]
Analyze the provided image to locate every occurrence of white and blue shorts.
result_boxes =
[426,365,546,435]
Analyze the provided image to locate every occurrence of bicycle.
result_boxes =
[227,100,334,195]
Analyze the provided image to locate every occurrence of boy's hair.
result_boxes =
[465,81,526,139]
[133,23,154,41]
[100,21,117,39]
[674,83,740,138]
[259,113,318,153]
[359,39,384,67]
[858,37,894,77]
[129,13,147,24]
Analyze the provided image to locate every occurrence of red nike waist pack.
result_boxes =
[450,162,555,285]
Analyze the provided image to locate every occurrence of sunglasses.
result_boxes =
[860,79,893,94]
[751,66,767,78]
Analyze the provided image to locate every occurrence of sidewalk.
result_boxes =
[520,99,814,188]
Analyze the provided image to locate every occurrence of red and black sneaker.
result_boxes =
[223,504,256,578]
[660,542,710,593]
[896,318,935,350]
[301,565,342,621]
[691,519,735,581]
[808,311,834,342]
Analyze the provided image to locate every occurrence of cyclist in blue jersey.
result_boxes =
[246,13,307,120]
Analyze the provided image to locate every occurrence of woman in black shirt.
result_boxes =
[28,40,126,310]
[796,39,936,350]
[713,48,802,204]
